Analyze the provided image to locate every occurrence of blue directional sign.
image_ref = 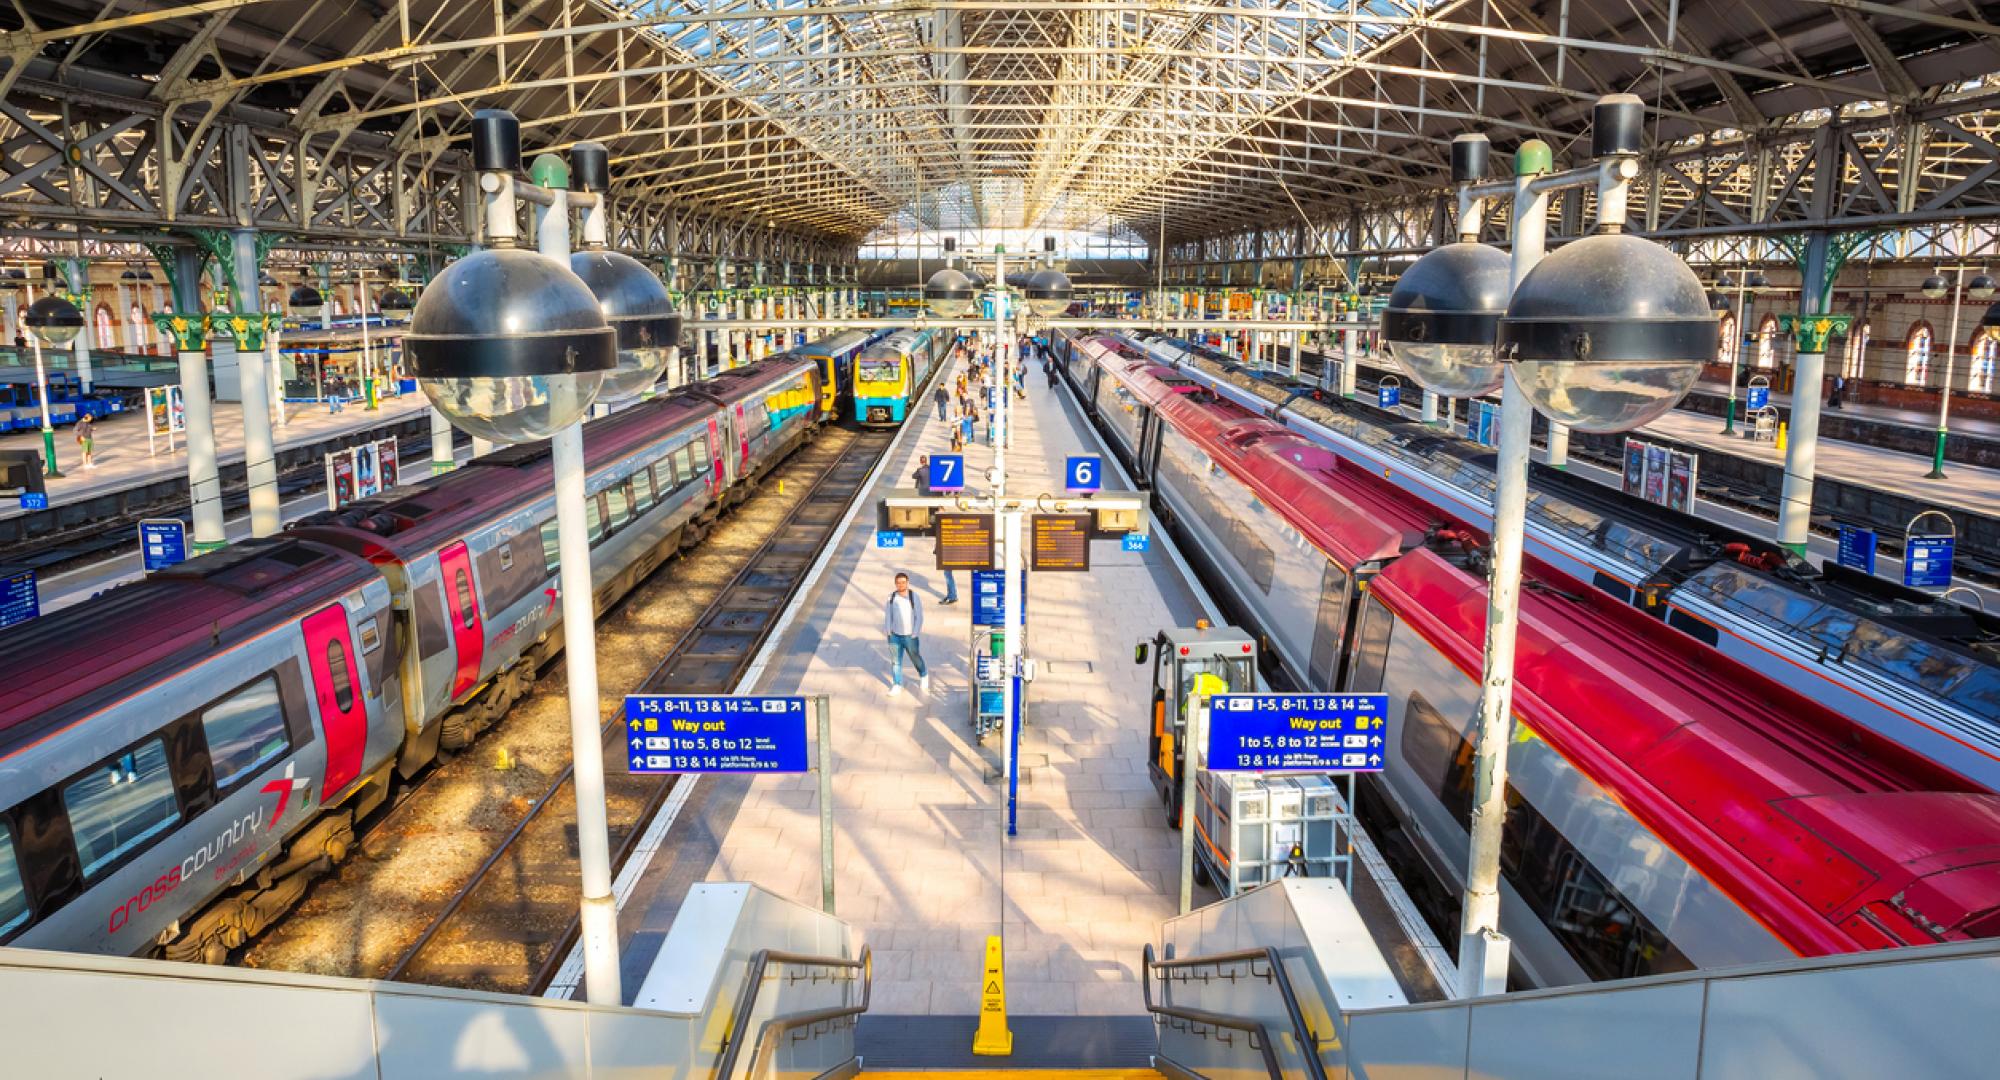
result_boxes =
[928,453,965,493]
[1905,535,1955,589]
[971,568,1025,627]
[1746,385,1770,412]
[0,569,37,630]
[875,530,904,549]
[1378,384,1401,410]
[1122,532,1151,553]
[1065,455,1102,493]
[139,519,188,572]
[624,695,809,774]
[19,493,47,511]
[1836,525,1877,575]
[1205,693,1389,772]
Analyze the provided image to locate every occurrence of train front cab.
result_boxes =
[853,352,910,425]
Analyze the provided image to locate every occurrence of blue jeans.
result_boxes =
[889,633,927,686]
[943,569,958,602]
[935,400,947,420]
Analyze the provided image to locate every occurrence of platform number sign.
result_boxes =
[1205,693,1389,773]
[18,493,46,510]
[875,530,904,549]
[1122,532,1151,553]
[1065,455,1102,493]
[624,695,809,774]
[928,453,965,493]
[1904,535,1954,589]
[1377,383,1400,410]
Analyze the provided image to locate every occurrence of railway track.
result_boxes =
[377,426,893,996]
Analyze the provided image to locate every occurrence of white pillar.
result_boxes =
[431,408,455,474]
[231,232,281,537]
[1777,345,1828,553]
[179,338,226,550]
[1422,391,1441,424]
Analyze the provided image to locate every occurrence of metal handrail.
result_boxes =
[1142,943,1329,1080]
[714,946,871,1080]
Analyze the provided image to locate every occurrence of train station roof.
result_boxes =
[8,0,1998,246]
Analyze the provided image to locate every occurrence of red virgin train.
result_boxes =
[1054,329,2000,988]
[0,357,823,961]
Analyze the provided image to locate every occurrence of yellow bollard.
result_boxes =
[495,746,515,771]
[970,935,1012,1056]
[1776,422,1788,452]
[778,478,785,495]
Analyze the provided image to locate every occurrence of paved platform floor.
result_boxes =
[0,390,433,520]
[621,349,1219,1016]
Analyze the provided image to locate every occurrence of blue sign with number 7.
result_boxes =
[1065,455,1101,492]
[928,453,965,492]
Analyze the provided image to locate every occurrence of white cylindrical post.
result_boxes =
[1778,343,1829,553]
[1545,421,1570,468]
[180,337,226,551]
[232,232,281,538]
[431,408,455,474]
[1927,267,1964,481]
[1422,391,1440,424]
[994,249,1008,453]
[1001,509,1022,836]
[1457,163,1550,998]
[29,339,61,479]
[1339,322,1358,398]
[359,269,377,409]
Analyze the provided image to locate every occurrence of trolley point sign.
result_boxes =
[1205,693,1389,772]
[624,695,809,773]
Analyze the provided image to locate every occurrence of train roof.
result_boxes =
[1368,547,2000,951]
[0,537,376,758]
[796,329,873,356]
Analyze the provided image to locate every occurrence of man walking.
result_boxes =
[884,572,929,695]
[934,383,950,422]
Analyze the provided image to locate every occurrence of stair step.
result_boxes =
[856,1015,1158,1072]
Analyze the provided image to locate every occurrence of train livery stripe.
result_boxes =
[301,604,367,803]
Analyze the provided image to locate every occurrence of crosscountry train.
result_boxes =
[0,356,823,962]
[1053,329,2000,989]
[853,327,950,425]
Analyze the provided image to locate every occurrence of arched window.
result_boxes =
[158,301,175,352]
[1906,323,1934,385]
[94,304,116,351]
[1843,322,1870,380]
[1717,314,1737,367]
[129,303,148,353]
[1972,332,1999,395]
[1756,314,1779,369]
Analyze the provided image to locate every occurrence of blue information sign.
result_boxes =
[1836,525,1877,575]
[928,453,965,492]
[624,695,809,774]
[139,519,188,572]
[1065,455,1102,492]
[971,569,1025,626]
[0,569,37,630]
[1378,384,1401,410]
[1122,532,1151,553]
[875,530,904,549]
[1205,693,1389,772]
[1746,385,1770,412]
[1473,401,1497,447]
[1905,535,1955,589]
[19,493,47,510]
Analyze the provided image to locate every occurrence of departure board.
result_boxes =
[1030,514,1090,571]
[935,513,997,570]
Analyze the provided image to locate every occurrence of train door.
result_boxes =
[301,604,367,801]
[438,542,485,698]
[706,418,726,492]
[733,403,750,472]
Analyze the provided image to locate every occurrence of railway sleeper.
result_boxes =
[161,812,357,965]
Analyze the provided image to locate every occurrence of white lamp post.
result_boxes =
[403,110,625,1006]
[1382,96,1716,998]
[24,294,82,479]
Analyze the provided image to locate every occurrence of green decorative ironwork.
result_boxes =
[186,227,235,302]
[152,310,207,351]
[1771,230,1875,304]
[208,311,269,352]
[1777,312,1854,354]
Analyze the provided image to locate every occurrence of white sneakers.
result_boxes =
[920,673,931,694]
[889,683,902,696]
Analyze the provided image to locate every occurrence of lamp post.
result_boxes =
[1718,269,1768,434]
[24,295,82,479]
[404,110,625,1006]
[1382,96,1715,998]
[290,284,326,404]
[1919,267,1996,480]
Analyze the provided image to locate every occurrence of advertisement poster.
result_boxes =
[379,439,398,490]
[325,436,399,509]
[145,385,186,454]
[1623,439,1646,497]
[1667,450,1698,514]
[1642,444,1670,504]
[355,441,380,499]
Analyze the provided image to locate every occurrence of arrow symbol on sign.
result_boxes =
[631,737,643,748]
[629,719,642,731]
[1369,754,1383,766]
[631,755,646,769]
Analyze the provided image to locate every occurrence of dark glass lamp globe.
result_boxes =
[1381,242,1511,397]
[403,247,616,443]
[1023,268,1073,318]
[924,267,976,319]
[571,248,678,403]
[25,295,83,348]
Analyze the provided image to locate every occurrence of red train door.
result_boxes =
[734,403,750,469]
[438,542,485,697]
[301,604,367,802]
[706,417,726,492]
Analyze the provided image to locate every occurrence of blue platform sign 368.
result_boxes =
[928,453,965,493]
[624,695,808,774]
[1836,525,1877,575]
[1206,693,1388,773]
[876,529,904,549]
[1122,532,1151,553]
[1905,535,1954,589]
[1065,455,1102,492]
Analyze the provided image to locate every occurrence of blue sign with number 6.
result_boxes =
[1065,455,1101,492]
[928,453,964,492]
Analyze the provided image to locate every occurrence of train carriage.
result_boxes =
[0,355,823,962]
[852,328,946,425]
[793,329,877,417]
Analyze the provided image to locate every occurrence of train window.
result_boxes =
[587,496,604,544]
[358,618,381,653]
[691,437,710,476]
[605,484,631,533]
[201,675,290,790]
[326,640,355,712]
[0,826,26,939]
[479,536,546,615]
[498,544,514,572]
[632,469,654,512]
[415,580,450,658]
[62,740,182,880]
[1665,608,1719,648]
[1347,596,1395,692]
[1306,564,1352,689]
[541,520,561,573]
[453,568,476,629]
[1400,693,1475,822]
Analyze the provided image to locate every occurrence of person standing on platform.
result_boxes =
[913,453,931,494]
[960,408,975,450]
[75,413,95,470]
[884,572,929,695]
[1829,374,1846,410]
[934,384,950,422]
